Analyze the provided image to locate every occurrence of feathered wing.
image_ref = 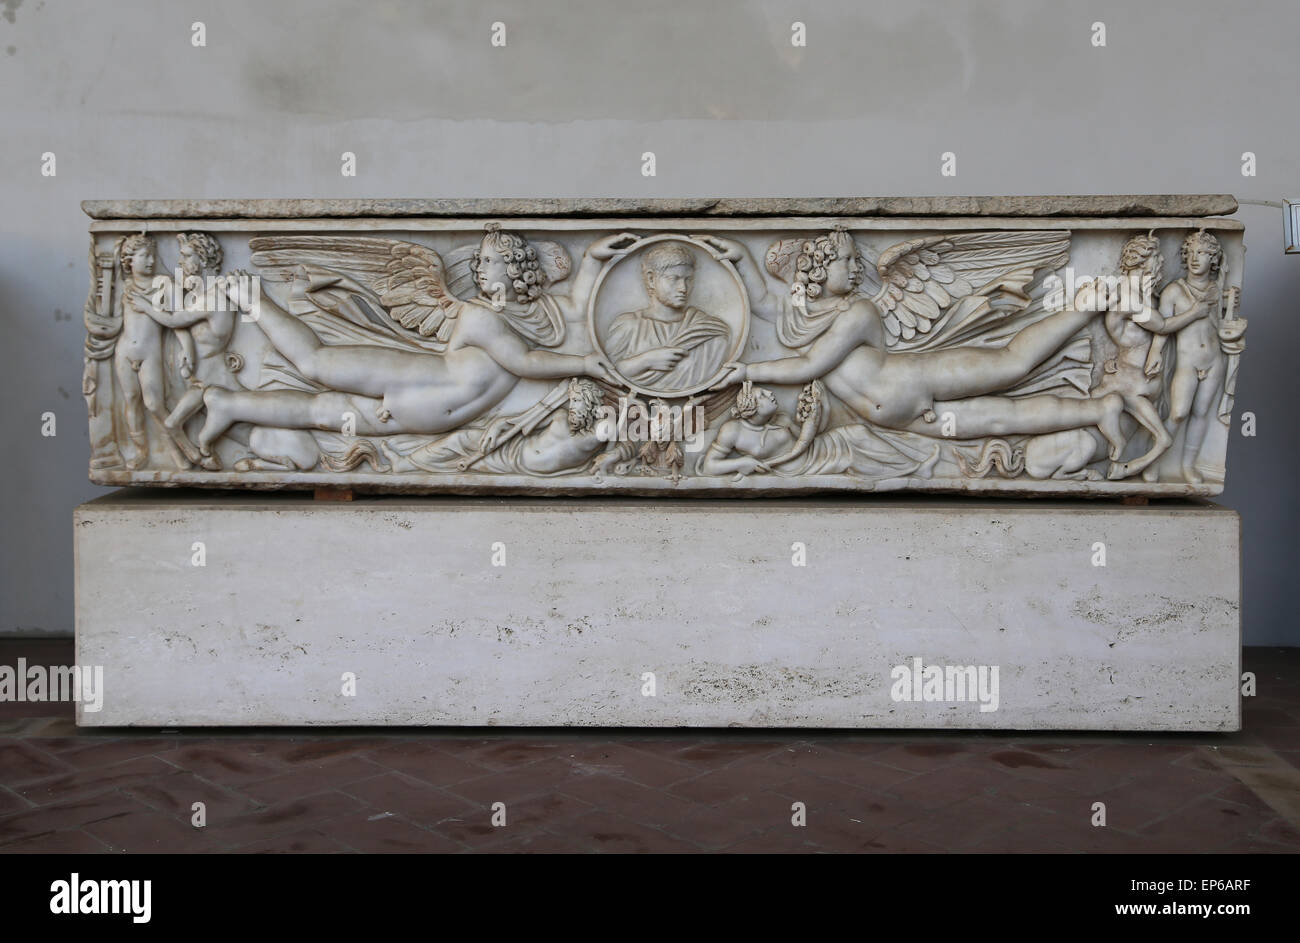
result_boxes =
[249,235,462,342]
[871,230,1071,348]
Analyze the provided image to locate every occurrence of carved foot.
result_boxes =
[1183,465,1204,485]
[164,424,204,465]
[89,447,124,470]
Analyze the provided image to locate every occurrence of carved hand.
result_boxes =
[478,415,516,455]
[710,361,747,390]
[622,347,686,375]
[127,288,160,317]
[588,232,641,261]
[582,353,619,385]
[226,269,254,310]
[692,235,744,263]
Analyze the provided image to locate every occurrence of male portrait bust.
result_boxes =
[605,241,731,393]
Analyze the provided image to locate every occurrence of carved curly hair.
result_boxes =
[567,377,604,435]
[1180,229,1222,279]
[117,233,154,276]
[731,380,759,419]
[178,232,223,273]
[471,227,544,302]
[793,227,861,300]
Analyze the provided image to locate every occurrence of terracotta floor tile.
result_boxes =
[0,792,150,845]
[430,790,593,847]
[1139,795,1274,852]
[205,791,365,847]
[447,756,591,805]
[17,755,178,805]
[871,741,989,773]
[660,739,788,768]
[556,774,700,829]
[236,756,384,805]
[365,741,492,785]
[123,769,258,819]
[486,830,593,854]
[270,737,394,765]
[718,829,824,853]
[1256,817,1300,848]
[883,763,1015,811]
[554,810,698,854]
[322,812,463,853]
[563,741,699,787]
[167,743,285,785]
[54,737,181,769]
[430,738,578,772]
[663,794,771,850]
[0,828,114,853]
[761,743,920,787]
[0,739,75,784]
[341,771,479,829]
[762,769,930,830]
[970,822,1075,853]
[665,757,795,805]
[85,809,221,853]
[227,828,354,854]
[849,830,949,853]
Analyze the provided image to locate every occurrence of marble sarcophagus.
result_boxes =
[81,196,1247,496]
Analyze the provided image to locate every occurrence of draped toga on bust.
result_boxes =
[605,306,731,390]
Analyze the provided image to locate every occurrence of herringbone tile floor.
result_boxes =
[1,641,1296,853]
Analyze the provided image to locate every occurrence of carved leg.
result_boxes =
[925,307,1098,401]
[928,392,1124,458]
[254,286,422,398]
[115,356,150,469]
[1107,395,1174,480]
[1181,373,1223,484]
[198,388,387,451]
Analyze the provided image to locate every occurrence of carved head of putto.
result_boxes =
[117,233,156,277]
[1180,229,1222,279]
[792,227,864,300]
[471,223,544,303]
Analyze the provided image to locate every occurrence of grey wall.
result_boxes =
[2,0,1296,642]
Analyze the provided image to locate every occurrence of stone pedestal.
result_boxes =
[74,490,1240,730]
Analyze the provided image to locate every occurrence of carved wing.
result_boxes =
[249,236,461,340]
[870,231,1071,346]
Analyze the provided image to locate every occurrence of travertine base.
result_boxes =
[74,491,1241,730]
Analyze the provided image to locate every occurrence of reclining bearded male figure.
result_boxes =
[195,228,630,458]
[705,228,1128,460]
